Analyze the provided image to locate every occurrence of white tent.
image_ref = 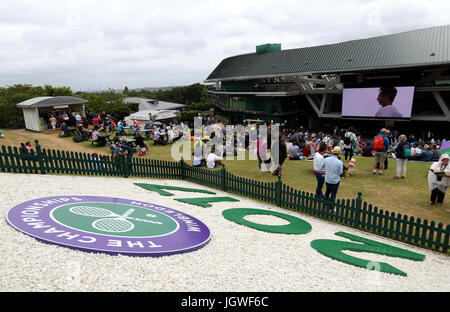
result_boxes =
[16,96,88,132]
[123,97,185,111]
[124,109,179,127]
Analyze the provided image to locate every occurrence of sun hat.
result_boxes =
[332,146,342,154]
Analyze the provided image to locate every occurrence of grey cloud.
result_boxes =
[0,0,449,91]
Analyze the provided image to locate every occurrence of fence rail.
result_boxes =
[0,140,449,254]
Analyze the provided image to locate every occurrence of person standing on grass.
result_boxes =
[312,144,327,197]
[394,134,410,179]
[320,146,344,204]
[92,114,100,129]
[49,115,57,130]
[75,112,82,131]
[135,132,149,152]
[372,128,390,175]
[271,135,288,176]
[427,154,450,206]
[343,127,357,161]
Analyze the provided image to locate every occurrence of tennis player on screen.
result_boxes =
[375,86,403,118]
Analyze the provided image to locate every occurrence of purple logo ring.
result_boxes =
[6,196,211,257]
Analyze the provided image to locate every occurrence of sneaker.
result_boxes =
[401,176,405,179]
[373,171,376,175]
[379,172,384,175]
[394,176,400,179]
[428,201,434,205]
[436,203,442,207]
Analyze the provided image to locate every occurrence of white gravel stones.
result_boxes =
[0,172,449,292]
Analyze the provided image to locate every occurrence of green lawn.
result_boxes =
[2,129,449,225]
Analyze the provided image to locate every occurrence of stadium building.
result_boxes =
[205,25,450,137]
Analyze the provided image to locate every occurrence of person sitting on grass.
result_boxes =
[431,144,441,161]
[25,141,34,155]
[117,120,125,135]
[192,143,205,167]
[92,126,101,142]
[153,126,161,145]
[113,132,122,144]
[20,142,27,154]
[303,143,312,157]
[415,145,433,162]
[289,142,301,160]
[135,132,149,152]
[206,146,222,169]
[102,118,111,133]
[58,123,68,137]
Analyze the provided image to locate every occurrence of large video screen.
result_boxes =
[342,86,415,119]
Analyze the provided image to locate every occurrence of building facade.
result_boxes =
[205,25,450,135]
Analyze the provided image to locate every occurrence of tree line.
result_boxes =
[0,83,213,128]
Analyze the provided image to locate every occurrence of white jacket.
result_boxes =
[427,154,450,192]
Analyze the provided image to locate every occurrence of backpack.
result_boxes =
[373,135,385,150]
[73,135,84,143]
[402,144,411,158]
[344,133,352,145]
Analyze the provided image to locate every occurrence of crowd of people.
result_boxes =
[283,125,449,208]
[12,110,450,208]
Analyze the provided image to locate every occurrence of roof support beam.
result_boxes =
[305,94,322,117]
[320,94,327,115]
[410,115,450,121]
[431,91,450,121]
[294,77,336,86]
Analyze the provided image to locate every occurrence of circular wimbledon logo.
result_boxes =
[6,196,211,257]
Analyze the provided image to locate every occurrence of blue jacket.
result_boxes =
[372,134,390,152]
[320,155,344,184]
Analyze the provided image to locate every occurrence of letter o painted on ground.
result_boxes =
[222,208,312,234]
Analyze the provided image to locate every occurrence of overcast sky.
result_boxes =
[0,0,449,92]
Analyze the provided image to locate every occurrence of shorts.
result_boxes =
[374,151,387,163]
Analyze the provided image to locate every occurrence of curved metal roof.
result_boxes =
[16,96,88,108]
[205,25,450,82]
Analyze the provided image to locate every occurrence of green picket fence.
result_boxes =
[0,140,448,254]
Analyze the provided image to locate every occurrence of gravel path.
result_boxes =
[0,172,448,292]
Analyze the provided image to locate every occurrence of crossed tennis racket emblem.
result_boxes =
[69,206,162,233]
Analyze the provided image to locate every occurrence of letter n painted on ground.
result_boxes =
[134,183,216,196]
[310,231,425,276]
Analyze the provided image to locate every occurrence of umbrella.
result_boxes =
[152,121,163,126]
[211,123,225,130]
[440,141,450,155]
